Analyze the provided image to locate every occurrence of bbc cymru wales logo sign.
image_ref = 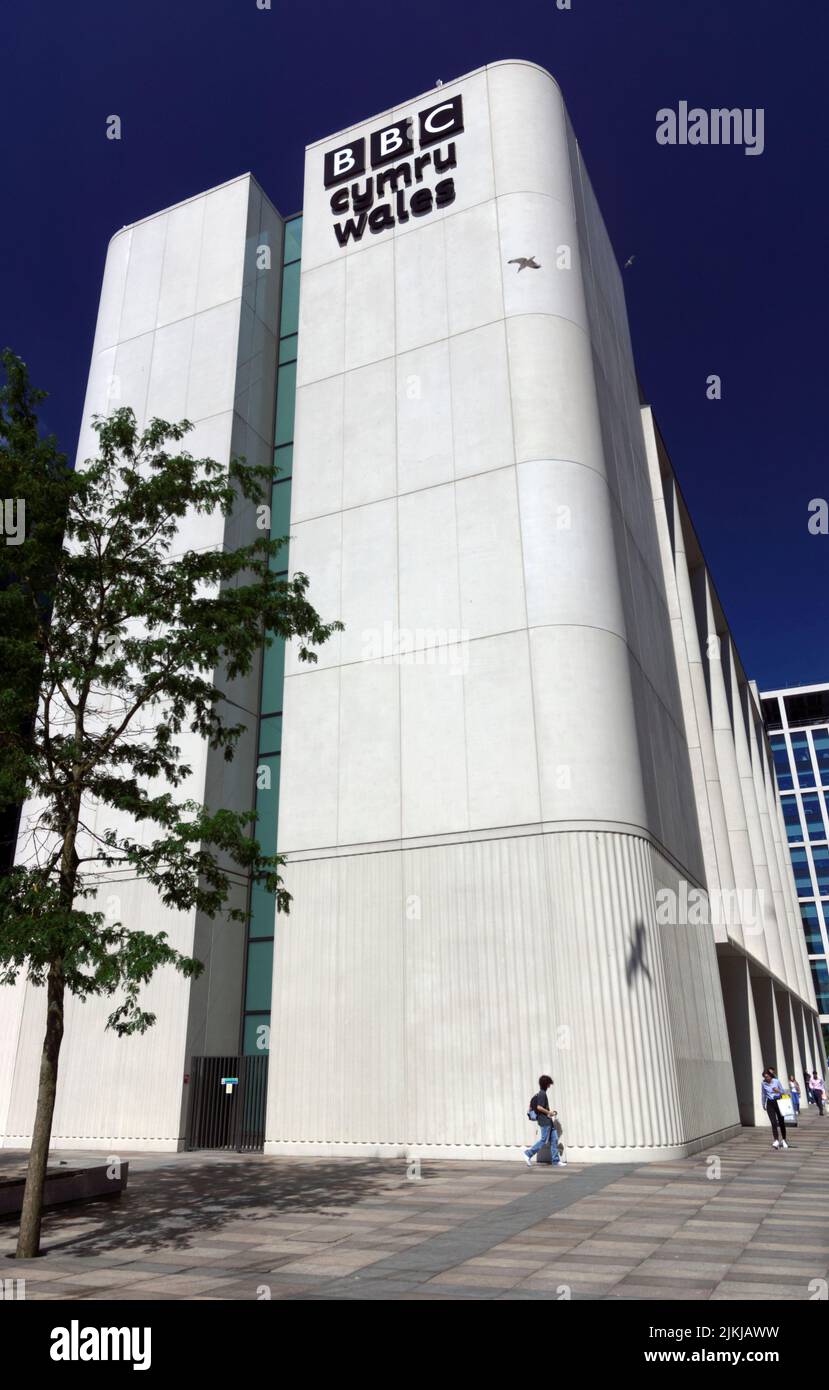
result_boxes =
[324,95,464,246]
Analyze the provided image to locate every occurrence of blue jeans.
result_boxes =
[525,1124,560,1164]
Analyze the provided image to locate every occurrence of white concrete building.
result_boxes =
[2,61,823,1160]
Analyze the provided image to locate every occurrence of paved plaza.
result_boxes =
[2,1111,828,1301]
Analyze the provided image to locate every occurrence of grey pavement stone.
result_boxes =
[2,1110,827,1301]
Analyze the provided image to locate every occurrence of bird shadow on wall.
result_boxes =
[625,920,653,987]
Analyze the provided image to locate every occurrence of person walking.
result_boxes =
[810,1070,826,1116]
[523,1074,567,1167]
[789,1076,801,1118]
[761,1068,789,1149]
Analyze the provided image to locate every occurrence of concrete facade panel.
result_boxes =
[444,200,504,336]
[506,314,604,471]
[3,175,280,1147]
[449,321,514,479]
[279,666,340,854]
[396,340,453,493]
[342,358,397,508]
[156,195,204,328]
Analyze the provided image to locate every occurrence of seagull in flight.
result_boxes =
[508,256,541,272]
[624,254,636,268]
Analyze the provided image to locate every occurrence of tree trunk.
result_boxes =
[15,957,65,1258]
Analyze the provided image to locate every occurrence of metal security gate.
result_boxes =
[185,1055,269,1152]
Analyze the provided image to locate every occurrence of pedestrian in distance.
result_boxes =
[810,1070,826,1116]
[523,1074,567,1168]
[761,1067,789,1149]
[789,1076,801,1117]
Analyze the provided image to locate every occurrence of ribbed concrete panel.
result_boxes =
[266,852,406,1146]
[545,833,684,1152]
[0,978,26,1142]
[464,837,557,1147]
[265,831,740,1159]
[404,836,556,1148]
[4,893,196,1147]
[652,851,739,1141]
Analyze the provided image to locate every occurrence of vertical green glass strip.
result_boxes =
[249,876,276,939]
[242,215,301,1055]
[258,712,282,756]
[274,362,297,446]
[261,638,286,707]
[270,478,292,574]
[243,1014,271,1056]
[283,216,302,263]
[278,334,298,365]
[253,753,280,854]
[245,941,275,1013]
[279,261,301,337]
[274,444,293,482]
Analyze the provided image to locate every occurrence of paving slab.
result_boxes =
[1,1111,827,1300]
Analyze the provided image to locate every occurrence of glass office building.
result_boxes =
[2,61,824,1159]
[761,682,829,1047]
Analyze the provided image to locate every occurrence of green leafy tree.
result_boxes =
[0,351,340,1258]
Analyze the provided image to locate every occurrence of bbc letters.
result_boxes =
[324,95,464,245]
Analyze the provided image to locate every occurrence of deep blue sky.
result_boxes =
[3,0,826,689]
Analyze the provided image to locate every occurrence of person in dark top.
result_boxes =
[523,1074,567,1167]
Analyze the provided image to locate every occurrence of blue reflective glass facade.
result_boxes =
[763,686,829,1044]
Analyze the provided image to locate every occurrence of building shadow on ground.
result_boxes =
[3,1157,445,1259]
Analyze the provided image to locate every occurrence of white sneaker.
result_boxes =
[558,1157,568,1166]
[781,1140,789,1150]
[523,1152,533,1167]
[772,1140,779,1148]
